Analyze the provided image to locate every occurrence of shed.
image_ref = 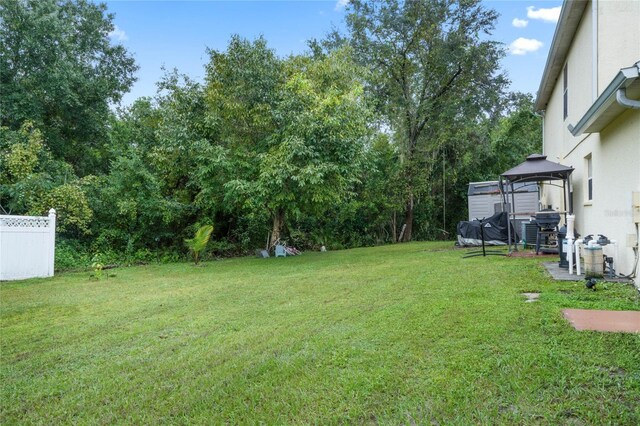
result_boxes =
[467,181,539,222]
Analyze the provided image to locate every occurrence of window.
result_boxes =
[586,154,593,201]
[563,63,568,120]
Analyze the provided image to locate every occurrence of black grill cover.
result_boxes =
[456,212,515,246]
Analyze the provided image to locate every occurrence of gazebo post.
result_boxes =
[506,178,512,252]
[510,179,518,251]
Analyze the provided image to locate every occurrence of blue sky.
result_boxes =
[104,0,563,106]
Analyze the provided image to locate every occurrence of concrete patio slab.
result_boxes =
[562,309,640,333]
[543,262,633,283]
[521,292,540,302]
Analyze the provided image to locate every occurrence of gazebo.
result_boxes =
[500,154,574,252]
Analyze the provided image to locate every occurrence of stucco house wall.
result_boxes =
[539,0,640,280]
[597,0,640,90]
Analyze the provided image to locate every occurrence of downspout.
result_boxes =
[617,62,640,109]
[592,0,598,100]
[569,176,574,214]
[540,110,546,156]
[562,179,567,224]
[538,110,546,211]
[616,88,640,109]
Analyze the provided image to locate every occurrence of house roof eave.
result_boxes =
[534,0,590,112]
[568,62,640,136]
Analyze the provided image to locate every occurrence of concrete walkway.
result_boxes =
[563,309,640,333]
[543,262,633,283]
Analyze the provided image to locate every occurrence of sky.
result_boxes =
[103,0,563,106]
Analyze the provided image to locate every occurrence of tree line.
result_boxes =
[0,0,540,267]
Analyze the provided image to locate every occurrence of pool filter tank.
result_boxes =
[584,244,604,278]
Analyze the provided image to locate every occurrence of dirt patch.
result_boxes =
[507,250,557,258]
[597,366,626,378]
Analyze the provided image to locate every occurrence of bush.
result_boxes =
[55,239,91,271]
[206,240,238,258]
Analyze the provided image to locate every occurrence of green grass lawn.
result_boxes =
[2,242,639,424]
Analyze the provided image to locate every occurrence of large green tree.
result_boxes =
[0,122,93,235]
[257,48,372,245]
[0,0,138,175]
[200,36,283,245]
[487,92,542,175]
[88,71,208,253]
[412,92,542,238]
[203,37,372,247]
[344,0,507,241]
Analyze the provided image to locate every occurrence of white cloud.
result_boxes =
[527,6,561,23]
[335,0,349,11]
[512,18,529,28]
[108,25,128,42]
[510,37,543,55]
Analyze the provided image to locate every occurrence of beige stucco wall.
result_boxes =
[597,0,640,94]
[542,0,640,279]
[557,111,639,277]
[542,0,594,209]
[543,3,593,162]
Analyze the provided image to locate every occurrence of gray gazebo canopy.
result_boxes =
[500,154,574,251]
[501,154,574,183]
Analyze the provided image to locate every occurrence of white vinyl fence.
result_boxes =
[0,209,56,281]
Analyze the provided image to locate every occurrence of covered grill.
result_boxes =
[532,209,561,254]
[533,210,561,230]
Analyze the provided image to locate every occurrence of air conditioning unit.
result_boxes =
[521,222,538,248]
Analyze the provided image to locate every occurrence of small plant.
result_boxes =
[91,254,104,280]
[184,225,214,265]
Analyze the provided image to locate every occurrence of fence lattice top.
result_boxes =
[0,216,50,228]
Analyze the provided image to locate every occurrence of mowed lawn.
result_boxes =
[1,242,639,424]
